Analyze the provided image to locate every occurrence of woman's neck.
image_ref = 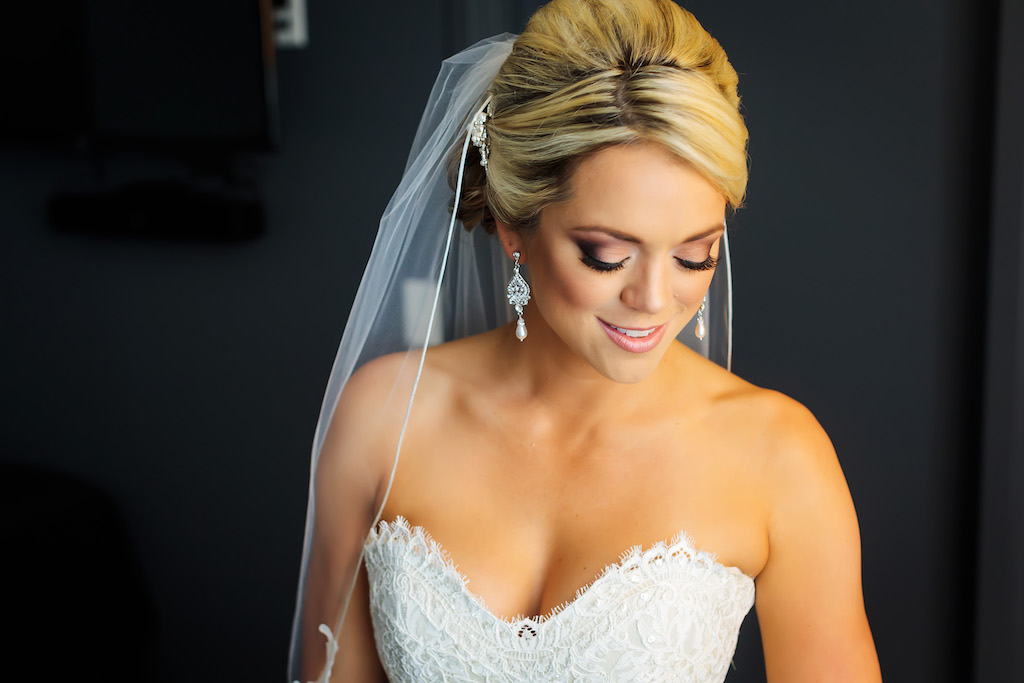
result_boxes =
[486,316,697,424]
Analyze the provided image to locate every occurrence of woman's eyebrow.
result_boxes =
[683,225,727,242]
[571,224,726,243]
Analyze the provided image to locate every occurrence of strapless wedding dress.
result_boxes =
[363,517,755,682]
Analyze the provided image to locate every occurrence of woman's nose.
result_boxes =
[620,259,671,314]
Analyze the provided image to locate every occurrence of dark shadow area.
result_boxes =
[1,461,157,680]
[973,0,1024,679]
[48,166,265,244]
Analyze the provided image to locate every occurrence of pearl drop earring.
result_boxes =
[695,296,707,341]
[506,251,531,341]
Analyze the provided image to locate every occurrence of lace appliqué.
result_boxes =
[363,517,755,682]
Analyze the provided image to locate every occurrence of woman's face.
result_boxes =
[514,142,727,384]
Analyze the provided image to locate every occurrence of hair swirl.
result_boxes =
[453,0,748,234]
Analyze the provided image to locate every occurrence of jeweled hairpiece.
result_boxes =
[469,102,490,172]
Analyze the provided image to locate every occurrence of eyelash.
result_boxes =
[580,252,626,272]
[678,254,719,272]
[579,250,718,273]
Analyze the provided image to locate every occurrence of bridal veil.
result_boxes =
[287,32,734,682]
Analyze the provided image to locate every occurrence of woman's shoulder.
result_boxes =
[318,352,413,474]
[336,330,500,427]
[321,333,501,486]
[682,351,840,484]
[342,329,492,395]
[685,355,854,572]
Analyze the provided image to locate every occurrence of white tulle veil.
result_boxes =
[287,32,734,682]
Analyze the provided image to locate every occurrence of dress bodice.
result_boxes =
[363,517,755,682]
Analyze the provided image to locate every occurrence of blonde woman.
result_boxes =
[289,1,881,681]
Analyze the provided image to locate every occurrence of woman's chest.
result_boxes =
[379,417,768,621]
[363,516,755,683]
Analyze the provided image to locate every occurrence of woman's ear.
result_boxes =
[494,220,527,262]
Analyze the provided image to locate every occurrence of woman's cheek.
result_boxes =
[552,262,610,310]
[674,271,715,311]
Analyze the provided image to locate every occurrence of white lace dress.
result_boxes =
[363,517,755,682]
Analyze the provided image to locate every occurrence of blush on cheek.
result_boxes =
[546,257,613,310]
[677,273,715,314]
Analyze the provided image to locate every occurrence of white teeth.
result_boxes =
[614,326,655,338]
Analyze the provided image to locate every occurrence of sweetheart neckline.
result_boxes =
[365,516,754,629]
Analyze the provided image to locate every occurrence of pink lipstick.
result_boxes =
[598,319,668,353]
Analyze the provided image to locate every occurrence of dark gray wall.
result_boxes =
[1,1,1012,681]
[685,1,994,681]
[2,1,446,680]
[974,0,1024,678]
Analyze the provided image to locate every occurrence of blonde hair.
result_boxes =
[456,0,748,234]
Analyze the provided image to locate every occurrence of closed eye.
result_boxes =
[676,254,718,272]
[580,252,627,272]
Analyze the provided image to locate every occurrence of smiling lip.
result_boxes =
[598,319,668,353]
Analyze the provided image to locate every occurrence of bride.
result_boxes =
[289,1,881,681]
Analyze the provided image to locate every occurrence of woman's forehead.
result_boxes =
[544,143,727,240]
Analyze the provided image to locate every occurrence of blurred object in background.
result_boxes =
[1,0,279,242]
[1,0,278,152]
[273,0,308,48]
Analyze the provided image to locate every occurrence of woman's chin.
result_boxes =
[536,316,681,384]
[586,346,673,385]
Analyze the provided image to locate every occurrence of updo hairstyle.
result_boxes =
[455,0,748,234]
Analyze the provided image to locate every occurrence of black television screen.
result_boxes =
[2,0,278,151]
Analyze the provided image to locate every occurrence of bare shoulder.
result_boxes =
[317,351,418,487]
[333,337,479,422]
[326,330,500,456]
[419,328,504,386]
[742,387,836,480]
[681,352,858,559]
[727,383,846,521]
[685,359,881,679]
[333,352,412,429]
[685,352,841,495]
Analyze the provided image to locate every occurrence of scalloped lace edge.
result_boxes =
[366,515,752,627]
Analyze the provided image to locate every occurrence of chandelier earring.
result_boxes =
[695,296,707,341]
[507,251,531,341]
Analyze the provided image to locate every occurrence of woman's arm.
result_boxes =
[297,357,404,683]
[754,398,881,682]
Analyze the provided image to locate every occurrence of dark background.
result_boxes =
[2,0,1022,681]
